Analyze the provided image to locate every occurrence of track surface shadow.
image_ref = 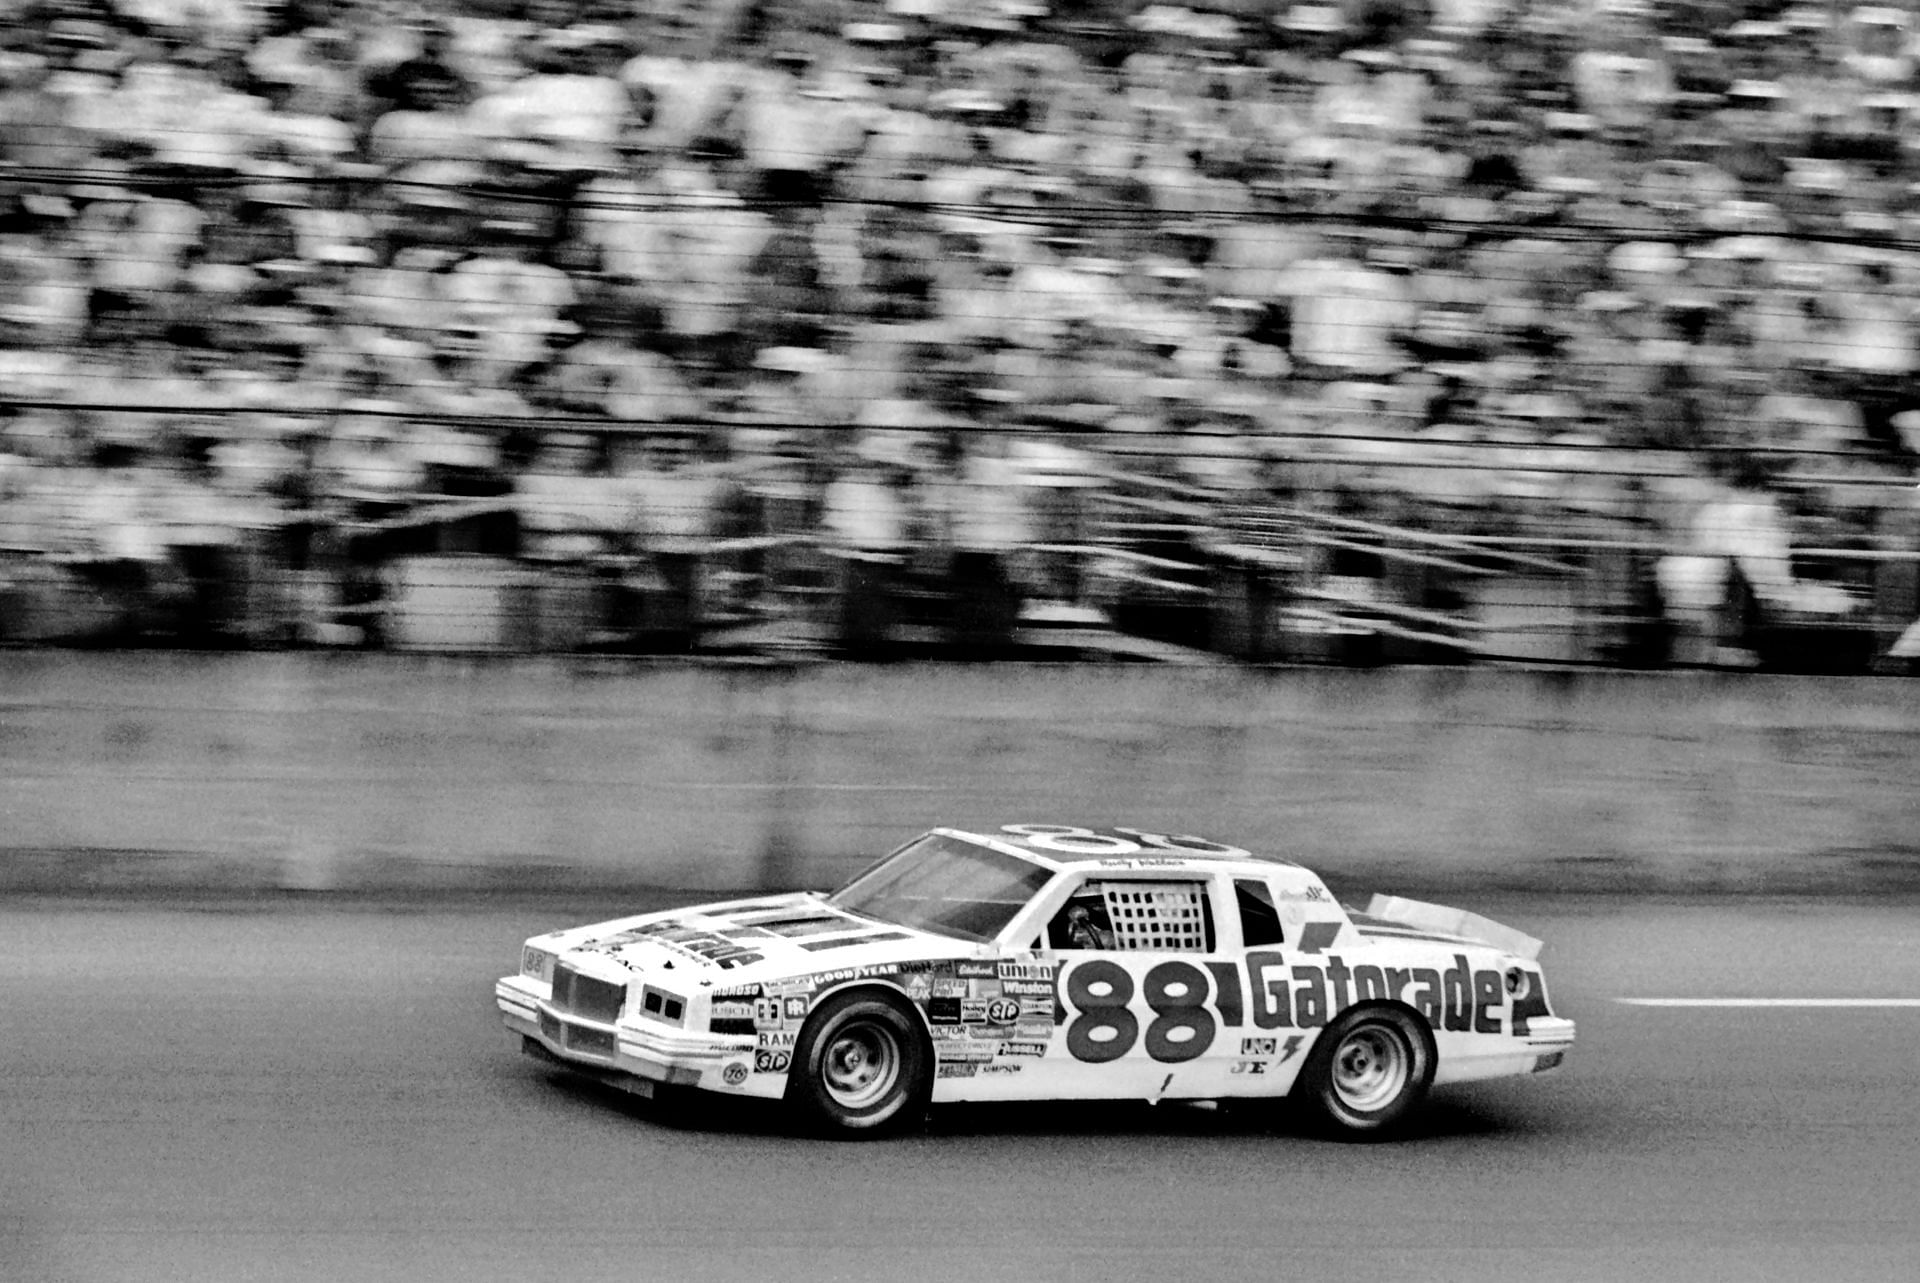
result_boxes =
[533,1067,1543,1144]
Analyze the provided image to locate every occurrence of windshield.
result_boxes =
[828,833,1053,943]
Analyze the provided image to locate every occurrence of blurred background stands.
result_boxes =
[0,0,1916,671]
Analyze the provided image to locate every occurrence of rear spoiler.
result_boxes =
[1364,894,1544,961]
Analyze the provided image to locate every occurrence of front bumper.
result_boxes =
[495,975,765,1096]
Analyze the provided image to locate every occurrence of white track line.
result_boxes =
[1617,998,1920,1008]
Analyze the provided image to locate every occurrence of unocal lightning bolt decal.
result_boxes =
[1277,1034,1304,1065]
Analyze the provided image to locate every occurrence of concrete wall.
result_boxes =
[2,654,1917,896]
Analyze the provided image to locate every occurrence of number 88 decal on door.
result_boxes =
[1062,959,1216,1065]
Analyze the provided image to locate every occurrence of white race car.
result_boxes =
[497,825,1575,1139]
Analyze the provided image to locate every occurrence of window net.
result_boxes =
[1097,882,1208,952]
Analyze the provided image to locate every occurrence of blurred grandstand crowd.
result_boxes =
[0,0,1917,667]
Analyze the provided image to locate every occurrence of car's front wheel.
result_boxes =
[786,991,930,1139]
[1292,1005,1434,1139]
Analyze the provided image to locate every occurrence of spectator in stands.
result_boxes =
[1,0,1915,666]
[820,431,920,651]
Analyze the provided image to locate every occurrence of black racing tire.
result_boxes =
[1291,1005,1435,1140]
[785,990,931,1139]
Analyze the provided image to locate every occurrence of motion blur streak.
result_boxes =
[4,898,1918,1283]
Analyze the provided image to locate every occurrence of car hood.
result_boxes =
[546,892,975,985]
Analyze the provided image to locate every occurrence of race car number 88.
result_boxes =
[1001,824,1251,858]
[1064,960,1216,1064]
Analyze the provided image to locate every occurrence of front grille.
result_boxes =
[568,1025,617,1057]
[551,966,625,1023]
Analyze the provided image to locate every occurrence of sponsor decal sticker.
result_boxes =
[931,979,969,998]
[711,1001,756,1022]
[955,961,999,979]
[980,1063,1023,1076]
[937,1063,979,1079]
[984,997,1021,1023]
[721,1062,750,1087]
[754,1049,791,1074]
[1241,1037,1276,1056]
[999,963,1054,981]
[783,996,809,1021]
[599,921,766,970]
[1229,1060,1269,1075]
[998,1041,1048,1058]
[1000,980,1053,999]
[1052,952,1523,1066]
[758,1030,797,1051]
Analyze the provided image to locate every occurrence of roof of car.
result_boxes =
[950,826,1303,873]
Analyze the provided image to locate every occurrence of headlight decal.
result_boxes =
[640,985,686,1025]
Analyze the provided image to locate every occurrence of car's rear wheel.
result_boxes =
[1293,1005,1434,1139]
[786,991,930,1139]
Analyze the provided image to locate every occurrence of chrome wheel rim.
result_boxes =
[1331,1026,1408,1112]
[822,1020,900,1110]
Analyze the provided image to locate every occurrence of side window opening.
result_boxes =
[1047,881,1214,952]
[1048,886,1115,950]
[1236,879,1286,947]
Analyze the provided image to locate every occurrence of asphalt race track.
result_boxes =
[5,896,1917,1283]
